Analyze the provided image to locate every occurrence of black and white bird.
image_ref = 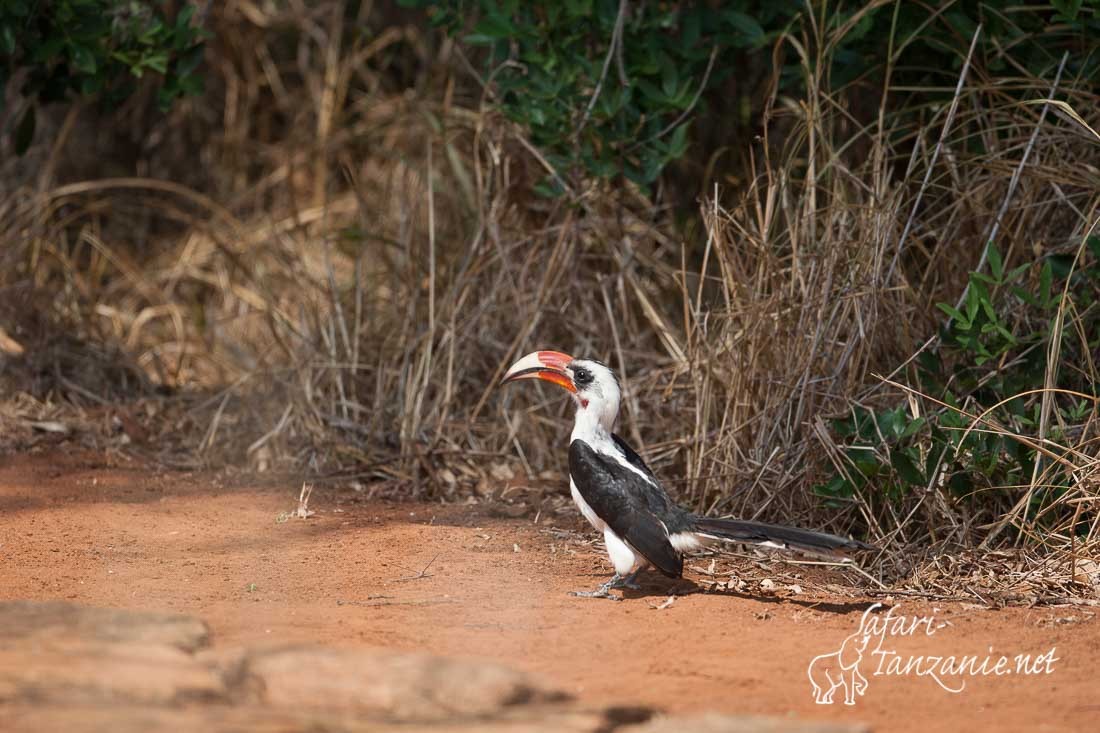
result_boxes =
[502,350,875,599]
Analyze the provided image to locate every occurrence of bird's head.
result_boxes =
[501,350,621,431]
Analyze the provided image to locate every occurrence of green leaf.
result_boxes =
[924,444,948,482]
[176,4,196,29]
[660,55,680,99]
[1006,263,1030,282]
[900,416,926,439]
[966,278,996,323]
[667,122,689,159]
[567,0,593,15]
[890,448,925,486]
[683,9,701,47]
[723,10,765,45]
[81,75,103,95]
[948,472,970,495]
[979,292,998,323]
[1039,260,1053,308]
[994,323,1016,344]
[470,13,515,42]
[70,44,97,74]
[876,408,906,439]
[532,176,565,198]
[814,475,855,499]
[0,24,15,55]
[465,33,502,45]
[1087,236,1100,261]
[944,10,979,39]
[143,53,169,75]
[14,105,35,155]
[971,272,997,285]
[635,79,665,103]
[936,302,966,323]
[34,34,65,63]
[832,417,856,438]
[965,283,980,323]
[845,446,881,478]
[987,243,1003,281]
[1051,0,1083,21]
[176,44,204,77]
[1011,286,1039,307]
[1049,253,1075,280]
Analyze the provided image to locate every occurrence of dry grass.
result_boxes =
[1,3,1097,601]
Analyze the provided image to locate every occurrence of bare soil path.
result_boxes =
[2,449,1096,731]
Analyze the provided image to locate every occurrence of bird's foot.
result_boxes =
[570,575,626,600]
[614,571,642,590]
[570,587,622,600]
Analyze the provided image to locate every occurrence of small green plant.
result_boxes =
[816,237,1100,539]
[2,1,206,153]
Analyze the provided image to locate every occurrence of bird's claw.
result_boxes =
[608,572,641,591]
[570,573,640,599]
[570,588,622,601]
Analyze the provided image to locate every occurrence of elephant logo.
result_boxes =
[807,625,873,705]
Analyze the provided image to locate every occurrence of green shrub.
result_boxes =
[403,1,1099,191]
[2,1,206,153]
[816,237,1100,539]
[403,0,775,192]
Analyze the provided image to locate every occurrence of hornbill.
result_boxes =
[502,350,875,599]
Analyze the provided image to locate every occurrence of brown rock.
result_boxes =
[0,601,221,706]
[235,646,565,721]
[4,703,610,733]
[623,712,870,733]
[0,639,225,705]
[0,600,210,652]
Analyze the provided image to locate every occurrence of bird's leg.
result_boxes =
[570,571,643,599]
[570,574,625,600]
[616,570,642,590]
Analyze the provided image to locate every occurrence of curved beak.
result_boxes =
[501,350,576,393]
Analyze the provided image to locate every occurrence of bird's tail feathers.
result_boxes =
[689,516,875,559]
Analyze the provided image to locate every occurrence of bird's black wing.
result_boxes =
[568,439,684,578]
[610,433,695,525]
[611,433,656,480]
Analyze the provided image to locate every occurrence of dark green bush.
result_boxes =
[403,0,1099,191]
[404,0,776,192]
[815,237,1100,538]
[2,1,206,153]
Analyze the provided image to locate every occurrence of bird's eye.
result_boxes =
[573,367,593,386]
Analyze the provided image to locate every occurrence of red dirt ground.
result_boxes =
[2,449,1097,731]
